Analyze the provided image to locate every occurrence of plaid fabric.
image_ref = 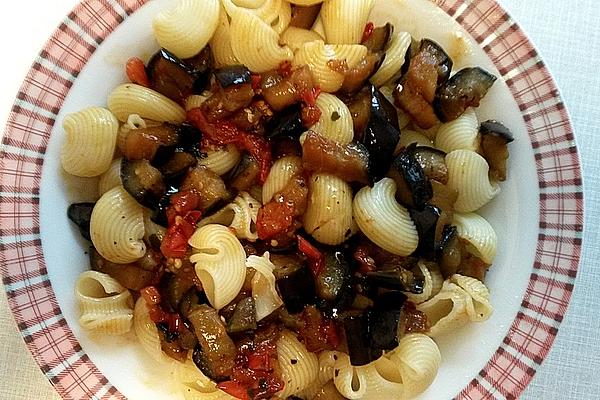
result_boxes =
[0,0,583,399]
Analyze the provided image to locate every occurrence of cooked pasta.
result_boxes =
[229,8,294,73]
[446,149,500,212]
[75,271,133,335]
[61,107,118,177]
[353,178,419,256]
[185,93,211,111]
[288,0,323,4]
[222,0,282,25]
[450,274,493,321]
[153,0,220,59]
[107,84,186,123]
[380,85,411,129]
[262,155,302,204]
[188,224,246,309]
[97,158,122,196]
[303,174,354,246]
[133,297,173,364]
[178,357,237,399]
[293,40,368,93]
[209,5,239,67]
[370,31,412,87]
[90,186,146,264]
[198,144,242,176]
[320,0,375,44]
[417,281,470,338]
[396,129,433,153]
[405,261,441,304]
[271,0,292,34]
[453,212,498,264]
[435,108,480,153]
[197,192,261,241]
[310,93,354,145]
[143,209,166,245]
[277,330,319,398]
[246,252,284,321]
[280,26,323,51]
[311,15,326,40]
[390,334,441,398]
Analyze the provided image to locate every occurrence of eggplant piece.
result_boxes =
[90,248,157,290]
[188,304,236,381]
[151,186,179,227]
[265,104,304,139]
[408,145,448,184]
[343,86,372,139]
[400,36,419,78]
[363,23,393,53]
[434,67,497,122]
[366,269,424,293]
[276,265,316,314]
[214,65,252,88]
[121,159,167,209]
[420,39,453,85]
[185,46,214,92]
[342,313,377,366]
[68,202,94,241]
[437,225,463,278]
[340,53,384,94]
[180,166,230,212]
[409,205,442,259]
[290,3,322,29]
[157,151,197,181]
[388,146,433,209]
[373,290,407,311]
[368,308,401,352]
[316,250,355,317]
[227,153,261,193]
[480,120,514,182]
[361,85,401,181]
[161,272,197,312]
[227,297,257,333]
[174,122,203,158]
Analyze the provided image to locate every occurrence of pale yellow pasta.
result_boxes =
[153,0,220,59]
[185,93,211,111]
[108,84,186,123]
[178,357,236,399]
[210,5,240,67]
[97,158,122,196]
[303,174,354,246]
[396,130,434,154]
[310,93,354,145]
[143,209,166,245]
[450,274,493,321]
[198,145,242,176]
[288,0,323,4]
[321,0,374,44]
[293,40,368,93]
[435,108,480,152]
[75,271,133,335]
[405,261,437,304]
[370,31,412,87]
[246,252,283,321]
[446,149,500,212]
[414,122,440,140]
[222,0,282,25]
[271,0,291,34]
[230,8,293,73]
[262,155,302,203]
[453,212,497,264]
[90,186,146,264]
[280,26,323,51]
[417,281,470,338]
[188,224,246,309]
[61,107,118,177]
[311,15,326,39]
[353,178,418,256]
[277,330,319,398]
[133,297,174,364]
[197,192,261,241]
[429,264,444,300]
[333,354,402,399]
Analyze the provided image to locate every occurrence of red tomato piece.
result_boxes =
[217,381,250,400]
[140,286,161,306]
[297,236,324,277]
[256,201,295,241]
[361,22,375,43]
[125,57,150,87]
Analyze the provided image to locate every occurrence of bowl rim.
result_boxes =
[0,0,584,399]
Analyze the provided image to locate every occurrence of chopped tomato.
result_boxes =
[140,286,161,306]
[301,104,322,127]
[251,73,262,91]
[297,236,324,278]
[300,86,321,106]
[148,306,168,323]
[298,305,339,352]
[361,22,375,43]
[256,201,295,241]
[323,318,340,348]
[217,381,249,400]
[239,133,272,184]
[125,57,150,87]
[278,60,293,78]
[170,190,200,214]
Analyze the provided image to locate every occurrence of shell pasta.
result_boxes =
[63,2,512,399]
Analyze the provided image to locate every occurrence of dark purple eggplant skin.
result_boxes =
[366,269,424,294]
[121,159,167,210]
[363,23,393,53]
[368,308,401,352]
[362,85,401,182]
[399,36,419,79]
[276,265,317,314]
[407,145,448,184]
[265,104,304,139]
[67,203,95,241]
[391,147,433,209]
[480,120,514,143]
[214,65,252,88]
[315,249,355,317]
[420,39,453,86]
[373,290,407,311]
[409,204,442,259]
[151,186,179,227]
[343,313,379,366]
[434,67,497,122]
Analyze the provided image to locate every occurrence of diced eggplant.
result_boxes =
[188,304,236,381]
[178,321,199,350]
[434,67,497,122]
[260,66,314,111]
[368,308,401,352]
[363,23,393,53]
[429,180,457,212]
[366,268,424,294]
[316,249,355,316]
[276,264,316,314]
[214,65,252,88]
[407,145,448,184]
[89,248,157,290]
[437,225,463,278]
[121,159,167,209]
[409,204,442,259]
[201,83,255,122]
[362,85,401,181]
[373,290,407,311]
[174,122,203,158]
[185,46,214,92]
[340,53,384,94]
[157,151,198,181]
[161,272,197,312]
[342,86,371,140]
[227,297,257,334]
[400,36,419,78]
[180,166,230,211]
[265,104,304,139]
[68,202,94,241]
[290,4,322,29]
[388,147,433,209]
[342,313,376,366]
[480,120,514,182]
[151,186,179,227]
[419,39,453,85]
[227,153,261,193]
[123,123,180,162]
